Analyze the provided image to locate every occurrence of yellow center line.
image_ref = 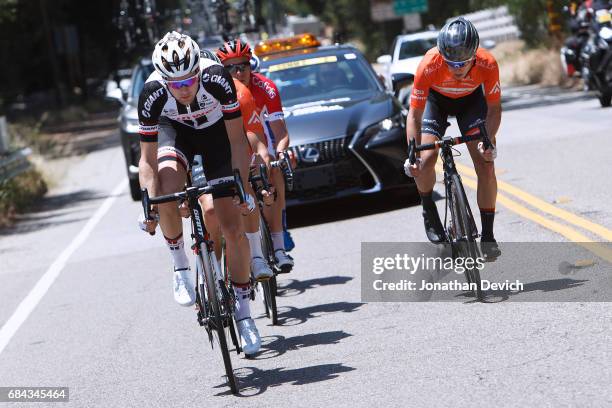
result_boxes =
[433,163,612,263]
[453,161,612,241]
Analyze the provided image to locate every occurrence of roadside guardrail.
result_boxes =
[0,148,32,184]
[456,6,521,43]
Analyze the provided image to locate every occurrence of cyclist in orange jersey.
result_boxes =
[404,17,502,259]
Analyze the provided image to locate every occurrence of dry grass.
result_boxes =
[491,40,579,88]
[0,169,47,228]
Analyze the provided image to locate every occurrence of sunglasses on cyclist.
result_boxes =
[225,62,250,74]
[445,58,474,70]
[166,73,199,89]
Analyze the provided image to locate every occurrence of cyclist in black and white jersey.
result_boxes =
[138,31,261,354]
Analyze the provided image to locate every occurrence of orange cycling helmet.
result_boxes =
[216,39,252,62]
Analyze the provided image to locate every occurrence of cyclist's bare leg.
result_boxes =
[213,197,251,284]
[263,166,294,268]
[466,140,498,243]
[243,179,261,234]
[412,133,439,194]
[200,193,222,262]
[412,132,445,243]
[466,141,497,209]
[263,167,284,233]
[157,163,187,242]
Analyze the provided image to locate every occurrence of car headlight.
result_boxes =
[122,117,140,134]
[362,112,405,143]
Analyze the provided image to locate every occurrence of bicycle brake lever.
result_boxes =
[141,188,155,236]
[479,123,493,150]
[408,138,416,165]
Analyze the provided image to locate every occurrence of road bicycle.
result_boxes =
[141,155,246,393]
[248,152,294,325]
[408,123,493,300]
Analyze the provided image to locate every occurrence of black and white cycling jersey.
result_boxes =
[137,59,241,142]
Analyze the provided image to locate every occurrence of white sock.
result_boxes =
[233,283,252,321]
[245,231,264,259]
[165,233,190,270]
[271,232,284,252]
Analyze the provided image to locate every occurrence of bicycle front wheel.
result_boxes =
[260,216,278,324]
[198,253,238,393]
[449,173,483,300]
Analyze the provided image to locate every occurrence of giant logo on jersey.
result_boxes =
[202,73,233,95]
[141,87,165,118]
[252,76,276,99]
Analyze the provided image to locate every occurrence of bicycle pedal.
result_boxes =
[276,264,293,274]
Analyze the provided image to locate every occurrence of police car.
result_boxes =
[255,34,414,205]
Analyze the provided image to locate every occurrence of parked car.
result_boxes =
[256,34,414,206]
[106,59,154,200]
[376,30,439,107]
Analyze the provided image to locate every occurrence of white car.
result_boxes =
[376,30,439,106]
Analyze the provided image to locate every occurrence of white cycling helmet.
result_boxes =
[152,31,201,80]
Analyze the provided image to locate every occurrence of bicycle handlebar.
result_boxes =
[141,168,246,234]
[408,123,493,165]
[271,150,295,191]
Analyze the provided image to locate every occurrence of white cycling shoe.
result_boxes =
[237,317,261,356]
[251,257,273,281]
[274,249,294,273]
[173,267,195,307]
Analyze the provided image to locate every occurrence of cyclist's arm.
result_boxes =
[225,118,251,187]
[406,107,425,146]
[269,119,290,154]
[483,55,502,145]
[137,81,167,197]
[245,130,271,168]
[485,101,501,145]
[139,141,159,196]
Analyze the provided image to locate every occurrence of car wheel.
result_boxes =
[129,177,142,201]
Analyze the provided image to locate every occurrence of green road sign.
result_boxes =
[393,0,428,15]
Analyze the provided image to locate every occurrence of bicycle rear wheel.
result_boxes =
[449,173,483,300]
[260,217,278,325]
[197,253,238,393]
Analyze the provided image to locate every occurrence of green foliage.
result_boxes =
[0,0,18,24]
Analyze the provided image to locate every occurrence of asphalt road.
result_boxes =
[0,93,611,407]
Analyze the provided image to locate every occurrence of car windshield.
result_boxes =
[131,64,154,102]
[264,54,379,107]
[398,38,437,60]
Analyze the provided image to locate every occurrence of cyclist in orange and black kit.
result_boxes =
[404,17,502,258]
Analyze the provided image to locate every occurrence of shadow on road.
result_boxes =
[254,330,353,360]
[276,301,364,326]
[0,189,125,235]
[287,190,420,228]
[461,278,590,303]
[277,276,354,298]
[214,363,356,397]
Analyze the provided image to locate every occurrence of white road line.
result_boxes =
[0,178,127,356]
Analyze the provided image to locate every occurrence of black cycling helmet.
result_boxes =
[437,17,480,62]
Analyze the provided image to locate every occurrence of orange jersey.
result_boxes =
[410,47,501,110]
[234,79,265,139]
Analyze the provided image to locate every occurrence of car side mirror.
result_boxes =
[391,73,414,95]
[482,39,496,50]
[376,55,392,64]
[106,87,126,106]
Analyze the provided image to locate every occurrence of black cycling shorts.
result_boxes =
[421,87,488,138]
[157,117,234,199]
